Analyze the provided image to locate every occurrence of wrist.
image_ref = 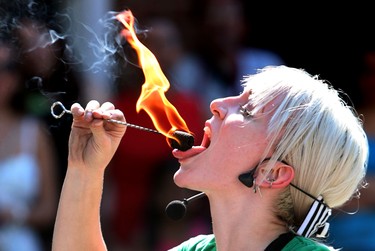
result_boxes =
[64,165,106,201]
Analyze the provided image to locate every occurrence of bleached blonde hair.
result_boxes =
[242,65,368,226]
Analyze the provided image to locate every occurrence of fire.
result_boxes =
[116,9,192,144]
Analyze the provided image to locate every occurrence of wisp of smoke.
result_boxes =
[1,1,148,103]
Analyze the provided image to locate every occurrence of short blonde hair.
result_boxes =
[242,65,368,226]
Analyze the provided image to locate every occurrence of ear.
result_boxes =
[259,162,294,189]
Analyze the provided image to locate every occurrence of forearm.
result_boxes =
[52,166,107,251]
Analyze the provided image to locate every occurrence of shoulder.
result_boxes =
[283,236,337,251]
[169,234,216,251]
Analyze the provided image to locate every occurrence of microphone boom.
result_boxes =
[165,192,206,220]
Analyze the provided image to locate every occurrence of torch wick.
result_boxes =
[50,101,161,134]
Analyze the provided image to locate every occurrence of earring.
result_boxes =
[267,178,275,188]
[253,179,257,193]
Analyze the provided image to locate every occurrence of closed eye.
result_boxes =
[239,105,253,118]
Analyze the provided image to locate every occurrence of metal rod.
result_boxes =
[50,101,161,134]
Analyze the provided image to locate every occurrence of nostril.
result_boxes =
[210,99,227,119]
[212,106,227,119]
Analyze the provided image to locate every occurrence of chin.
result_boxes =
[173,168,188,188]
[173,168,196,189]
[173,168,207,192]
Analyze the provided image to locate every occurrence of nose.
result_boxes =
[210,97,228,119]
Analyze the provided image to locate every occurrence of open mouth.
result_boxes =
[172,124,211,160]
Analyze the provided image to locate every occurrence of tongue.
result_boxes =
[172,146,206,159]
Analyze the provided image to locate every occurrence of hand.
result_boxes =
[68,100,126,171]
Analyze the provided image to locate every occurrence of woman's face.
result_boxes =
[173,89,275,192]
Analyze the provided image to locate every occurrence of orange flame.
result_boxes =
[116,10,191,142]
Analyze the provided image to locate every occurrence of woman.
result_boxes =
[0,40,58,251]
[52,66,368,250]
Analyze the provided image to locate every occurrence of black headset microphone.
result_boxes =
[165,192,207,220]
[165,170,255,220]
[166,158,331,246]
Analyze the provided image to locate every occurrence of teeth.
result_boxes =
[201,126,211,148]
[204,126,211,139]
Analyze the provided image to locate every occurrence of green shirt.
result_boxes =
[170,234,335,251]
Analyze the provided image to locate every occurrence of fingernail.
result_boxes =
[85,111,92,120]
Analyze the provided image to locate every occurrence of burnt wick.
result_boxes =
[168,130,195,151]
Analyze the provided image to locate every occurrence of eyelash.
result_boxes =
[239,105,253,118]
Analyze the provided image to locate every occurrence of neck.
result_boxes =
[207,190,288,251]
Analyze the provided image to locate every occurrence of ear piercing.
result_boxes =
[267,178,275,188]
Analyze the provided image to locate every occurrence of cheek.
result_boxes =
[218,124,269,167]
[221,119,266,150]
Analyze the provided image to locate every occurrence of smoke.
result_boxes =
[68,9,148,79]
[0,0,148,101]
[75,11,126,74]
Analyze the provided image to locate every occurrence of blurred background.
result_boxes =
[0,0,374,250]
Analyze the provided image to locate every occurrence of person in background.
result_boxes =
[197,0,285,99]
[0,39,58,251]
[52,65,368,250]
[15,17,83,189]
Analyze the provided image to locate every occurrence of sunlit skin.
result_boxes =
[48,5,366,249]
[68,101,127,172]
[173,90,271,192]
[53,101,126,251]
[52,93,294,251]
[52,9,303,250]
[51,60,367,250]
[171,88,295,250]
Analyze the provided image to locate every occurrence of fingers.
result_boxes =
[85,100,101,121]
[71,100,125,125]
[70,103,84,118]
[67,100,126,170]
[70,101,102,121]
[71,100,111,120]
[91,102,125,122]
[101,102,115,111]
[92,102,115,120]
